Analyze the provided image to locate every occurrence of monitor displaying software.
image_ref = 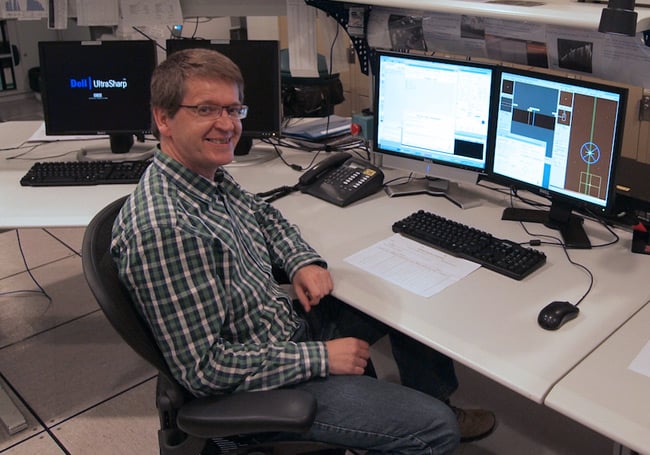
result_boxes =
[373,51,495,207]
[38,40,157,155]
[491,68,627,248]
[374,51,494,177]
[492,70,626,211]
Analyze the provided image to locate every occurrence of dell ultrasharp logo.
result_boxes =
[69,77,92,89]
[69,76,128,90]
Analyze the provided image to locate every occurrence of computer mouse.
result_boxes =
[537,301,580,330]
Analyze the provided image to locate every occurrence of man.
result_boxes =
[112,48,494,453]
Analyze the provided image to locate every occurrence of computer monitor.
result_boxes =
[490,68,627,249]
[166,39,281,158]
[373,50,496,208]
[38,40,157,160]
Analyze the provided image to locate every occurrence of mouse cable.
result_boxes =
[503,186,620,248]
[583,207,621,248]
[518,222,594,308]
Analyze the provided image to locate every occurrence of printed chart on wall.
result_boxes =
[0,0,47,19]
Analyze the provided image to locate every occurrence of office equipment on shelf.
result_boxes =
[392,210,547,280]
[166,39,281,158]
[38,40,157,160]
[489,67,628,249]
[19,160,151,186]
[283,115,352,141]
[373,50,496,209]
[298,152,384,207]
[280,49,345,118]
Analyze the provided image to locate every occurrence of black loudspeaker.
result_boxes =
[282,74,345,118]
[28,67,40,93]
[615,157,650,213]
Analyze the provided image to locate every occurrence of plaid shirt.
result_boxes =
[111,151,328,397]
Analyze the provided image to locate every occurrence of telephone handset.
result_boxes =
[298,152,384,207]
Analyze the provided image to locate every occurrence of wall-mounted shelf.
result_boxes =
[321,0,650,33]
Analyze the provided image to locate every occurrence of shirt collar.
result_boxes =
[153,149,222,202]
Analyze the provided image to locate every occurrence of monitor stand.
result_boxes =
[502,204,591,249]
[76,134,154,162]
[227,139,279,167]
[384,177,481,209]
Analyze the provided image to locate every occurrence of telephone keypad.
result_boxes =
[325,167,374,193]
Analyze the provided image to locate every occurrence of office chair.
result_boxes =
[81,196,346,455]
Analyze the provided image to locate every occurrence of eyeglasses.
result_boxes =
[178,104,248,120]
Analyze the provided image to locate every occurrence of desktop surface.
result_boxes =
[545,303,650,453]
[231,156,650,404]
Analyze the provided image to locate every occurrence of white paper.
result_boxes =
[1,0,47,20]
[119,0,182,27]
[48,0,68,29]
[76,0,119,26]
[286,0,319,77]
[628,340,650,378]
[344,234,480,298]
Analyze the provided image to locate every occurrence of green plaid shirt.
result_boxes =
[111,151,328,397]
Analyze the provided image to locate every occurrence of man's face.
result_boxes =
[153,77,243,179]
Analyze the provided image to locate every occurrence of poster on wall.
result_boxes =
[547,25,650,87]
[0,0,47,20]
[367,6,650,88]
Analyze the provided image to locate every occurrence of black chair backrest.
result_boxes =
[81,196,174,380]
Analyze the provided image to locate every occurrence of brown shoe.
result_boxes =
[451,406,497,442]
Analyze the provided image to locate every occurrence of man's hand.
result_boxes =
[326,338,370,375]
[292,264,333,312]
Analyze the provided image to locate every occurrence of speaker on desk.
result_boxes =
[614,157,650,216]
[280,49,345,118]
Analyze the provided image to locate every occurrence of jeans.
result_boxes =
[278,296,461,454]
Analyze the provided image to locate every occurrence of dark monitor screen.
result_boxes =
[490,68,627,248]
[38,40,157,155]
[373,50,496,208]
[166,39,281,150]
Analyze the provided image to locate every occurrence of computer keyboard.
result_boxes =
[392,210,547,280]
[20,160,151,186]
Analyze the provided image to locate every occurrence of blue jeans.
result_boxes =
[279,296,461,454]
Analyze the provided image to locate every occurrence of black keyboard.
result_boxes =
[20,160,151,186]
[392,210,547,280]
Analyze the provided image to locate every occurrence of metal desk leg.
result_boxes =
[0,385,27,435]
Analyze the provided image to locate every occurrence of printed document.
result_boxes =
[628,340,650,379]
[345,234,480,298]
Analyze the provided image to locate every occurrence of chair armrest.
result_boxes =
[176,389,317,438]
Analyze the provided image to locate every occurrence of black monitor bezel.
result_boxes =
[165,39,282,140]
[38,40,156,139]
[488,65,628,218]
[372,49,498,177]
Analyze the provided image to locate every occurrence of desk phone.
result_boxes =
[299,152,384,207]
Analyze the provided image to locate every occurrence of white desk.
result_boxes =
[545,303,650,454]
[218,141,650,406]
[0,121,136,229]
[266,177,650,404]
[2,121,649,448]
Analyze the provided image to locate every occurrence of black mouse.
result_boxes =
[537,301,580,330]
